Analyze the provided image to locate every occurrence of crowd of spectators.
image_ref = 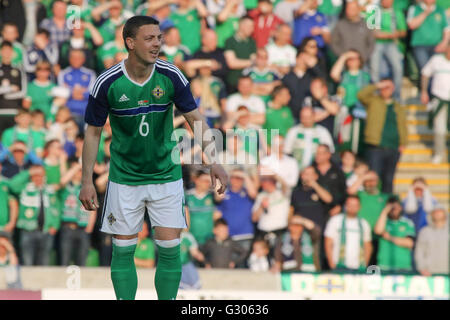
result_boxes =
[0,0,448,287]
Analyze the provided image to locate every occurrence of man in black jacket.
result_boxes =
[313,144,347,217]
[282,50,325,123]
[0,41,27,132]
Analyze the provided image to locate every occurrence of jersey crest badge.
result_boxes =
[152,86,164,99]
[107,213,116,226]
[25,208,34,218]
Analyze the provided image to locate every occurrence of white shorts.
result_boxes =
[100,179,187,235]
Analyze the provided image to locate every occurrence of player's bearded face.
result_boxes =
[133,24,162,64]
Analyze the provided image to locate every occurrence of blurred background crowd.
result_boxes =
[0,0,448,289]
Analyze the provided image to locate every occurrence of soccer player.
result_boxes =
[79,16,228,300]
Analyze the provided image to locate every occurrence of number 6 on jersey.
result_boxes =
[139,115,149,137]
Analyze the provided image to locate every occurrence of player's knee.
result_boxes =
[113,234,138,240]
[154,239,180,248]
[112,237,138,248]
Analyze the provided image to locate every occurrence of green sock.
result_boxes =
[154,244,182,300]
[111,243,138,300]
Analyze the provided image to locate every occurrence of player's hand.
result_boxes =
[79,182,100,211]
[210,164,228,195]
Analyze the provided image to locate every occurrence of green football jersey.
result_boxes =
[357,190,389,230]
[377,217,415,271]
[409,4,448,47]
[1,126,45,155]
[263,104,294,145]
[98,41,127,66]
[0,179,11,228]
[16,183,61,232]
[26,80,56,120]
[85,59,197,185]
[185,189,215,245]
[242,67,279,103]
[170,9,202,54]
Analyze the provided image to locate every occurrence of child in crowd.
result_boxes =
[247,239,271,272]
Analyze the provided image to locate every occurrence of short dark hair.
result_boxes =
[0,40,13,49]
[195,169,209,178]
[271,84,288,99]
[37,28,50,38]
[380,77,393,82]
[387,195,400,204]
[214,218,228,228]
[122,16,160,51]
[297,36,315,53]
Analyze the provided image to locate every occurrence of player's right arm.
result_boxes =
[79,125,102,211]
[78,67,112,211]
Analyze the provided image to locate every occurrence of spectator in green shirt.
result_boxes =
[370,0,407,99]
[214,0,243,49]
[407,0,450,71]
[1,109,44,158]
[179,229,205,289]
[347,170,390,265]
[185,170,221,245]
[331,50,370,155]
[30,110,48,159]
[11,165,62,266]
[96,0,132,44]
[242,47,281,104]
[161,27,191,68]
[0,162,19,237]
[134,222,155,268]
[97,24,127,71]
[43,139,68,185]
[224,16,257,92]
[23,61,56,123]
[169,0,208,55]
[263,85,294,146]
[374,197,415,272]
[0,23,24,68]
[59,160,96,266]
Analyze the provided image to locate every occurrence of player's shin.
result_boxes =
[111,237,138,300]
[154,239,182,300]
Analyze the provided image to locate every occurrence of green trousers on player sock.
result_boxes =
[155,244,182,300]
[111,244,138,300]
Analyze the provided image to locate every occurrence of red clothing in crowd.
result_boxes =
[249,9,283,48]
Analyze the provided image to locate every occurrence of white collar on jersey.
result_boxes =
[120,59,156,87]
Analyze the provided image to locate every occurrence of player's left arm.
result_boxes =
[183,109,228,194]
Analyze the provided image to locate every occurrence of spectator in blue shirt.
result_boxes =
[57,49,96,132]
[216,168,258,265]
[0,141,42,178]
[292,0,330,53]
[39,0,71,46]
[23,29,59,79]
[402,177,439,234]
